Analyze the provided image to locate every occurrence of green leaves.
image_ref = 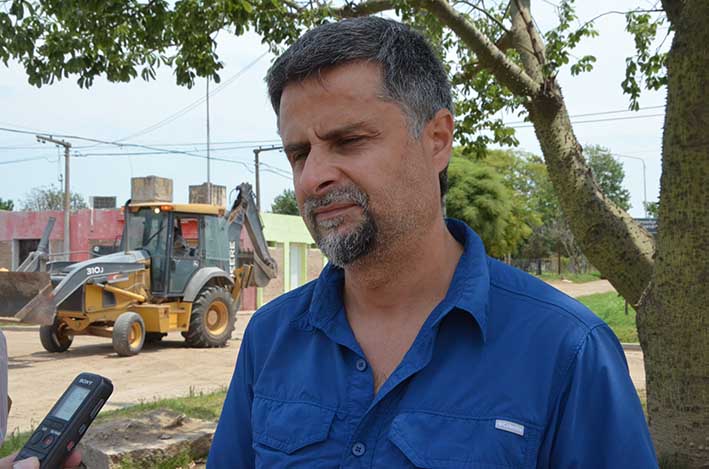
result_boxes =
[543,0,598,78]
[622,10,668,110]
[447,149,545,258]
[270,189,299,215]
[584,145,632,211]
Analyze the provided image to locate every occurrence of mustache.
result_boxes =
[303,186,369,221]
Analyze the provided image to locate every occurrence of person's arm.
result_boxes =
[207,327,256,468]
[0,331,8,446]
[538,324,657,468]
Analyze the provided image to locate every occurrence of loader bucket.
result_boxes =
[0,272,56,325]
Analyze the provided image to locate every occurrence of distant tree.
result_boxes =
[270,189,299,215]
[585,145,632,211]
[21,185,87,211]
[446,156,531,258]
[0,198,13,211]
[644,201,660,219]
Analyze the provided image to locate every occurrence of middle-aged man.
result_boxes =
[209,16,656,468]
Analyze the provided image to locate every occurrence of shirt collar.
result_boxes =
[302,218,490,342]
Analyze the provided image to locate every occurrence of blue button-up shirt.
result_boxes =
[209,219,657,468]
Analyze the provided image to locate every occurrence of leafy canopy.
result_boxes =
[0,1,667,157]
[584,145,631,211]
[21,184,88,211]
[0,198,14,211]
[270,188,299,215]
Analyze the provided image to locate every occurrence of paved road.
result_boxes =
[2,279,644,434]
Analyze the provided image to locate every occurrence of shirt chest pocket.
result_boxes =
[251,397,338,468]
[385,412,538,469]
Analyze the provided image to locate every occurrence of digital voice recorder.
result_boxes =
[15,372,113,468]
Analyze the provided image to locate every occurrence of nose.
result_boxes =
[295,143,341,197]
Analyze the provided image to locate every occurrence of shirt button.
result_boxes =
[355,359,367,372]
[352,441,366,457]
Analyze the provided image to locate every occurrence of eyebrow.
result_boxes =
[283,121,379,156]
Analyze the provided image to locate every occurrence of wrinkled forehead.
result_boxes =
[276,61,390,134]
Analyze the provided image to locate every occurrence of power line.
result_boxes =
[0,155,52,165]
[113,52,269,144]
[508,113,664,128]
[503,105,664,125]
[0,138,282,152]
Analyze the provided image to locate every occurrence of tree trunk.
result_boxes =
[636,1,709,465]
[525,83,655,305]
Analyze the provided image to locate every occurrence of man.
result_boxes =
[209,17,656,468]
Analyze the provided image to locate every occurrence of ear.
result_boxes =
[423,109,454,174]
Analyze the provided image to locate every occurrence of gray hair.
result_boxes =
[266,16,454,197]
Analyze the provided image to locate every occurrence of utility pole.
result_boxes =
[252,145,283,211]
[206,77,212,203]
[37,135,72,260]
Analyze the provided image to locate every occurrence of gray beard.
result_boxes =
[303,186,377,268]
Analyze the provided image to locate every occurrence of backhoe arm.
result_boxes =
[226,183,278,287]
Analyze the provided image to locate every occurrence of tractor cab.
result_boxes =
[123,203,230,298]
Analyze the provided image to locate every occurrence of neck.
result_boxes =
[343,217,463,318]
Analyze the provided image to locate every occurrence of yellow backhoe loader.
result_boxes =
[0,183,277,356]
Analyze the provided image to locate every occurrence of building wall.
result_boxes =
[258,213,327,307]
[0,209,124,263]
[261,245,285,305]
[0,240,12,269]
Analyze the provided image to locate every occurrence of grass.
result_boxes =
[577,292,639,343]
[0,388,227,460]
[537,271,602,283]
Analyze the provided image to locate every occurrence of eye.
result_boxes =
[341,136,364,145]
[287,150,308,165]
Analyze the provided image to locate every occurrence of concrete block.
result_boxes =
[131,176,173,203]
[79,409,215,468]
[189,183,226,207]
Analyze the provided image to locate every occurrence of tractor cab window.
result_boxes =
[125,207,169,293]
[168,216,202,295]
[125,208,169,253]
[173,217,199,257]
[203,215,229,272]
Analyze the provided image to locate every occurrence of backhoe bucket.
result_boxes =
[0,272,56,325]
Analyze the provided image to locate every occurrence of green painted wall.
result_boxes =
[257,213,325,307]
[261,213,315,244]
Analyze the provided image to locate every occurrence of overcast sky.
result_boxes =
[0,0,667,218]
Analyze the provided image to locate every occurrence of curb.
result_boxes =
[622,343,642,351]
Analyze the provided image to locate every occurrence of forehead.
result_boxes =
[277,62,399,138]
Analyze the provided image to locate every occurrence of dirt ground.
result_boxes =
[2,279,644,434]
[545,278,616,298]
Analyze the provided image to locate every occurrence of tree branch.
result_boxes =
[453,0,510,34]
[421,0,541,97]
[577,9,664,33]
[333,0,396,18]
[660,0,682,25]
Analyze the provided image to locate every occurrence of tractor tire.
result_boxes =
[145,332,166,344]
[184,286,236,348]
[112,312,146,357]
[39,319,73,353]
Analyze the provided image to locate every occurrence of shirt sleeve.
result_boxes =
[539,324,658,468]
[207,326,255,468]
